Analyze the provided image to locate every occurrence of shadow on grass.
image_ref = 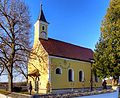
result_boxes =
[0,89,11,95]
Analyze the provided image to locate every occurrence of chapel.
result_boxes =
[28,5,101,94]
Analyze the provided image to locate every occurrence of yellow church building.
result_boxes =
[28,5,101,94]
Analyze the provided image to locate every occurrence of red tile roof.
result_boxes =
[40,38,93,62]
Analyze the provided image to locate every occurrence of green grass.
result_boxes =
[0,89,11,95]
[0,89,32,95]
[17,91,34,95]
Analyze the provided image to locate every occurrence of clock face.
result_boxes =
[41,31,46,38]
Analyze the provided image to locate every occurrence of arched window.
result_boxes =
[79,70,84,82]
[68,69,74,82]
[56,68,62,74]
[42,26,45,30]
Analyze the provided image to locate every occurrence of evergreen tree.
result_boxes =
[94,0,120,84]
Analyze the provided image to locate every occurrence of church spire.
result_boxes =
[34,3,49,42]
[38,4,48,23]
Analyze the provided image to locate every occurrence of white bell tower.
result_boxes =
[34,4,49,44]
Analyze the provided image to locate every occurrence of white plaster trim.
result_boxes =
[48,57,51,82]
[72,69,74,81]
[49,56,90,64]
[40,21,48,25]
[34,20,39,26]
[82,71,84,82]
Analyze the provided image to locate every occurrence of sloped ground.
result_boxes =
[32,90,118,98]
[8,92,31,98]
[0,89,119,98]
[0,89,31,98]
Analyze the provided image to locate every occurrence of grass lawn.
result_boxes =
[0,89,32,98]
[17,91,34,95]
[0,89,34,95]
[0,89,11,95]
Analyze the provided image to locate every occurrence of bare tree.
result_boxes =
[0,0,31,92]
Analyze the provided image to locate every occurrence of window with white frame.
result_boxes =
[68,69,74,82]
[55,67,62,74]
[42,25,45,30]
[79,70,84,82]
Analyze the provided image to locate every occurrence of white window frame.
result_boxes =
[68,68,74,82]
[79,70,84,82]
[55,67,62,75]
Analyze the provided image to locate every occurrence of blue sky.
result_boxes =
[25,0,110,50]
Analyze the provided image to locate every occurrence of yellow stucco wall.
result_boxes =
[49,56,101,90]
[28,41,49,94]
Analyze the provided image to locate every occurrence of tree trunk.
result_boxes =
[8,65,13,92]
[8,73,13,92]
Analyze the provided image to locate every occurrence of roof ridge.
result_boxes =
[47,37,93,51]
[39,38,93,61]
